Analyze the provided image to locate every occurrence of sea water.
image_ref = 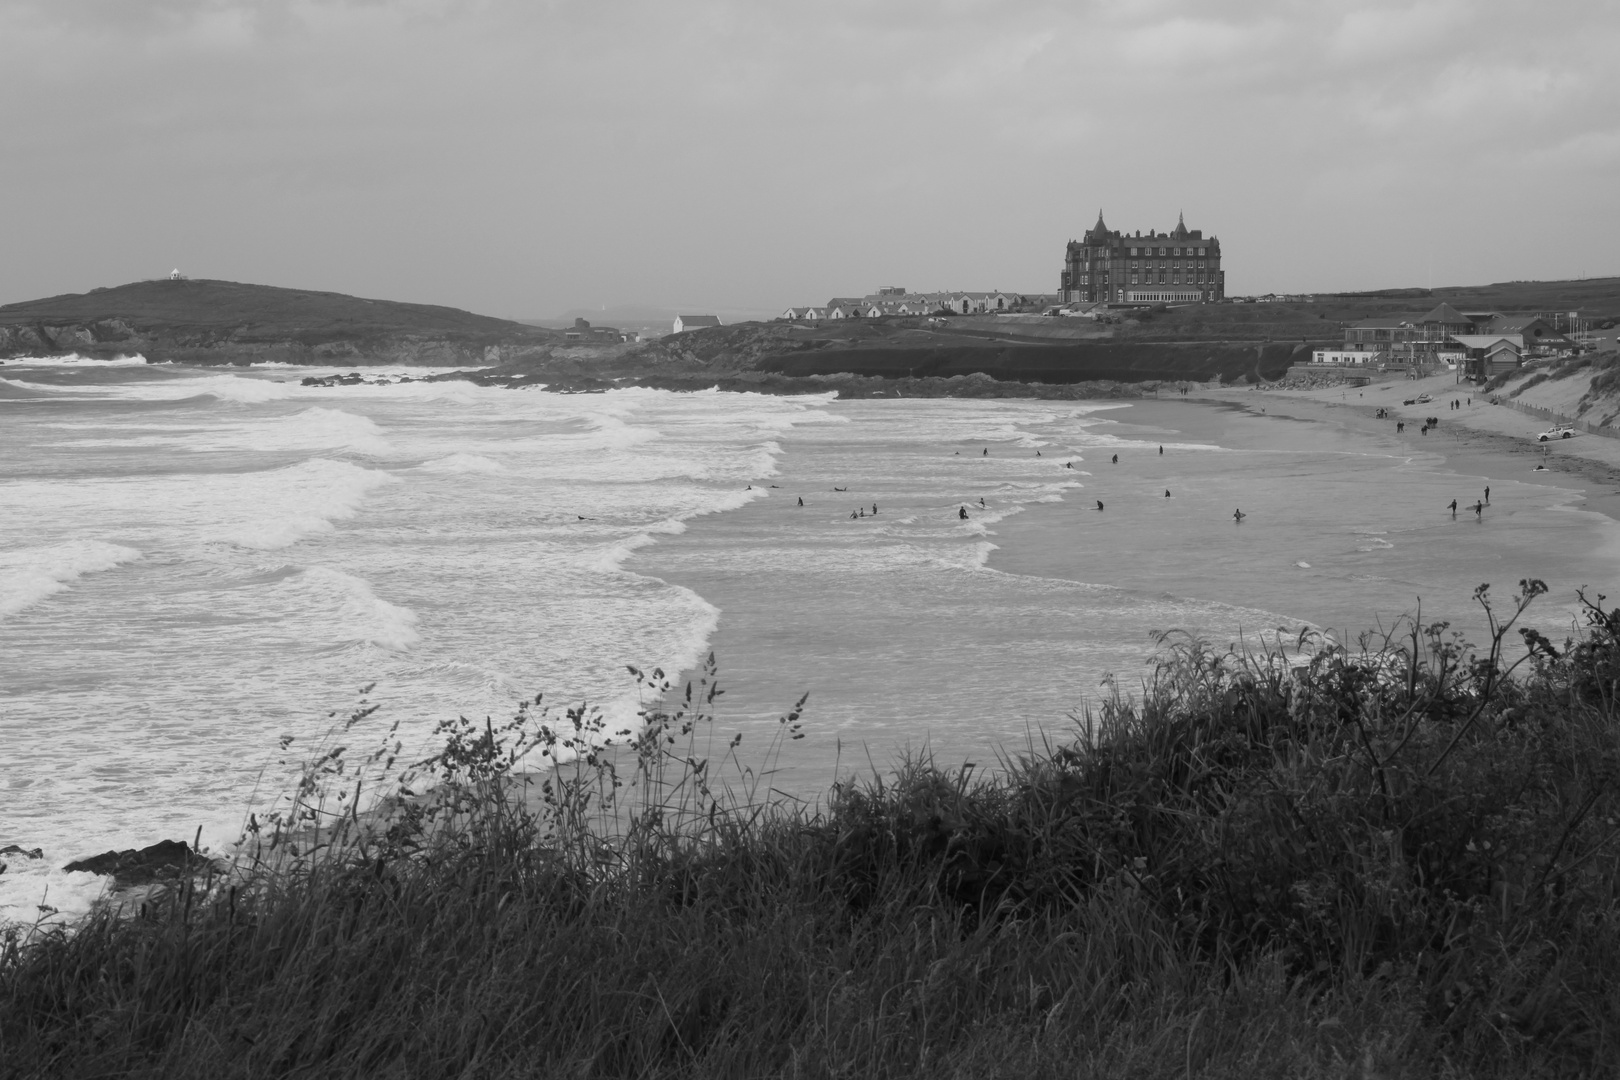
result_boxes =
[3,363,1617,924]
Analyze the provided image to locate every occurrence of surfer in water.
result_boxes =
[872,503,878,515]
[1111,454,1118,464]
[1449,499,1457,516]
[979,497,985,508]
[982,448,988,456]
[798,497,804,506]
[1096,500,1104,511]
[1159,445,1163,455]
[959,506,969,520]
[1233,509,1245,522]
[1164,489,1171,498]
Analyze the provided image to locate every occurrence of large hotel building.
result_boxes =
[1059,211,1224,304]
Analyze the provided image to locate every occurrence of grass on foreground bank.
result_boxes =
[4,581,1620,1079]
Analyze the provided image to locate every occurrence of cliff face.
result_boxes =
[0,279,562,365]
[615,320,1317,384]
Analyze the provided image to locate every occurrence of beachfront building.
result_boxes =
[776,290,1061,321]
[1452,335,1525,379]
[1059,211,1224,304]
[673,314,721,333]
[1480,315,1567,356]
[1337,306,1573,372]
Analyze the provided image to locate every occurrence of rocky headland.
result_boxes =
[0,278,563,366]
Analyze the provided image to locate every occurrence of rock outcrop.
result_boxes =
[62,839,217,887]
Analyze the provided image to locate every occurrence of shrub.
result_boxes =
[1510,371,1550,396]
[5,591,1620,1077]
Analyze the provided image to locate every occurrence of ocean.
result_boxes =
[4,360,1617,925]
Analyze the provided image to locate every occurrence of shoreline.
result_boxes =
[1195,373,1620,526]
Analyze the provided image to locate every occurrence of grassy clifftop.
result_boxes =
[0,279,559,365]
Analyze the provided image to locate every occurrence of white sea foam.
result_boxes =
[0,860,108,932]
[207,407,397,456]
[2,353,150,367]
[298,567,421,651]
[0,373,298,404]
[0,540,142,619]
[221,460,399,549]
[417,453,507,474]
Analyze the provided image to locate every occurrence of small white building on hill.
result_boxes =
[673,315,721,333]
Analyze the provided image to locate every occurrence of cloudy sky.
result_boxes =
[3,0,1617,317]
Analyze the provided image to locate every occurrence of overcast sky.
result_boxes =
[3,0,1617,318]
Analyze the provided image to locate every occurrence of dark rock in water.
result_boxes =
[63,839,212,886]
[1,844,45,859]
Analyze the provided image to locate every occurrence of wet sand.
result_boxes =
[1204,374,1620,524]
[987,393,1620,646]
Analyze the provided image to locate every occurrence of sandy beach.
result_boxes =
[1201,371,1620,524]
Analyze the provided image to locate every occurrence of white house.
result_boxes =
[673,314,721,333]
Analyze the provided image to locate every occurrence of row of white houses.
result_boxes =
[780,291,1059,321]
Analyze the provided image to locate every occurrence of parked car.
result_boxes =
[1537,426,1576,442]
[1416,393,1432,404]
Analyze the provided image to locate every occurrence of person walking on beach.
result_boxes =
[1449,499,1457,517]
[1474,501,1484,518]
[1484,486,1490,505]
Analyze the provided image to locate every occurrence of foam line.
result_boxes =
[0,540,142,620]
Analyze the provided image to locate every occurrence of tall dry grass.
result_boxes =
[3,585,1619,1078]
